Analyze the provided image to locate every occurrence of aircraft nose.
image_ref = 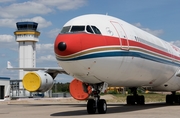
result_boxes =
[58,42,66,51]
[54,34,82,57]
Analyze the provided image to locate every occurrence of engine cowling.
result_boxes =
[22,71,54,92]
[69,79,92,100]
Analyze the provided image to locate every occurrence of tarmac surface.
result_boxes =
[1,97,180,118]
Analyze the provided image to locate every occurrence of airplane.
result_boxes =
[7,14,180,114]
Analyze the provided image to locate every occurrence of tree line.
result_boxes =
[52,82,70,92]
[51,83,146,94]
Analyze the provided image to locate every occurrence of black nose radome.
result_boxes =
[58,42,66,51]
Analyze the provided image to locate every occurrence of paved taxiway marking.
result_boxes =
[1,101,180,118]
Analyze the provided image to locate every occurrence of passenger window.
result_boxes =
[71,26,85,32]
[86,25,94,34]
[60,26,71,33]
[91,26,101,34]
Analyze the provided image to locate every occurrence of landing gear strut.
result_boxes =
[126,87,145,105]
[87,84,107,114]
[166,91,180,104]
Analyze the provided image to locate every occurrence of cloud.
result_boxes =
[56,0,87,10]
[133,23,141,27]
[47,28,61,38]
[36,43,58,67]
[35,0,87,10]
[134,23,164,36]
[0,18,17,28]
[1,54,6,57]
[22,16,52,28]
[170,40,180,48]
[0,0,87,29]
[0,34,14,42]
[0,1,52,18]
[36,43,55,63]
[0,16,52,29]
[0,0,15,3]
[142,28,163,37]
[0,67,19,80]
[0,0,87,19]
[37,54,56,63]
[0,34,18,51]
[36,43,54,53]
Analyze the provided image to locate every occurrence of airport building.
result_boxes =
[0,77,10,100]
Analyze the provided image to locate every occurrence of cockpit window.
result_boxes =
[86,25,94,34]
[71,26,85,32]
[60,26,71,33]
[60,25,101,35]
[91,26,101,34]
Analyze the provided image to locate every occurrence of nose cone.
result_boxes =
[54,34,82,57]
[58,42,66,51]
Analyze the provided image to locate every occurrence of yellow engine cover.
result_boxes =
[22,72,41,92]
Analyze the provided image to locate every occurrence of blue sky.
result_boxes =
[0,0,180,83]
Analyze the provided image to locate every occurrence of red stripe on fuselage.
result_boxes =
[129,41,172,58]
[54,33,180,60]
[54,33,120,56]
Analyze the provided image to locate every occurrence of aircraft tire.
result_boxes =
[126,96,135,105]
[87,99,96,114]
[126,96,131,105]
[175,95,180,104]
[166,95,173,104]
[137,96,145,105]
[97,99,107,114]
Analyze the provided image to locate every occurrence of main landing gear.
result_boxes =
[87,84,107,114]
[166,91,180,104]
[126,87,145,105]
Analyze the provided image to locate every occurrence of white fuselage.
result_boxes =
[54,14,180,92]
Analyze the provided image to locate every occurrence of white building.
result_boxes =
[0,77,10,100]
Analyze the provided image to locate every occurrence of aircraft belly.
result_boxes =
[58,60,102,83]
[58,56,176,87]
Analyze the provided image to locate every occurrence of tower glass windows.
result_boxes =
[16,22,38,31]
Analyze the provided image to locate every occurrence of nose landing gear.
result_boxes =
[87,84,107,114]
[69,79,108,114]
[87,98,107,114]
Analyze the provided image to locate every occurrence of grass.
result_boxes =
[141,93,166,102]
[102,93,167,103]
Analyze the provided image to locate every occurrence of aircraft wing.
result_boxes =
[7,61,68,74]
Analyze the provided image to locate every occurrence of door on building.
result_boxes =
[0,86,4,99]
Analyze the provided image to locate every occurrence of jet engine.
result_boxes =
[69,79,92,100]
[22,71,54,92]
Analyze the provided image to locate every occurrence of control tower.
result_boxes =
[14,22,40,91]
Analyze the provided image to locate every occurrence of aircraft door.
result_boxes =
[110,21,129,50]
